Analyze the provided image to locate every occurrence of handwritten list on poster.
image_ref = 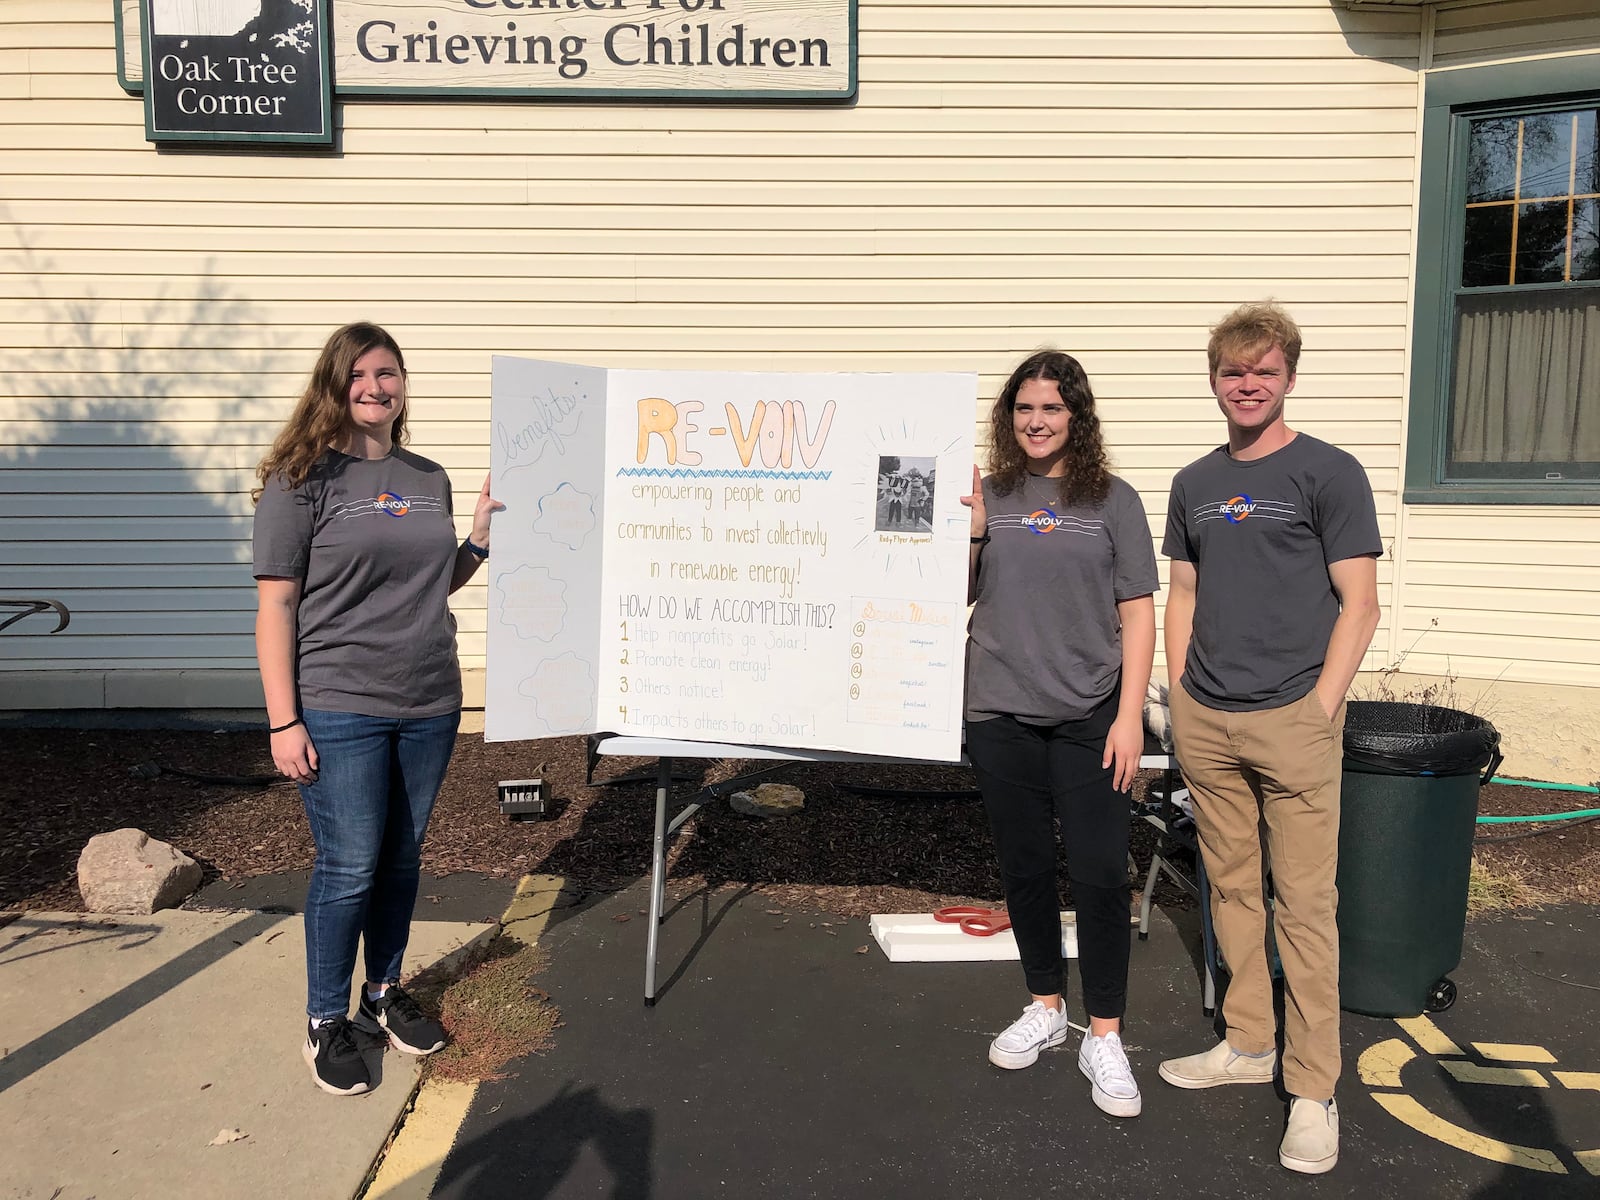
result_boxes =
[485,361,975,762]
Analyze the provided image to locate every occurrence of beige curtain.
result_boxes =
[1450,289,1600,466]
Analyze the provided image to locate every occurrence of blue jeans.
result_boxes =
[298,707,461,1019]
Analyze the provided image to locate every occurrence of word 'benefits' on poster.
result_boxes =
[485,359,976,762]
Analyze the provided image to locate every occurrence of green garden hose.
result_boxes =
[1472,775,1598,837]
[1478,808,1600,824]
[1477,774,1598,827]
[1488,775,1599,795]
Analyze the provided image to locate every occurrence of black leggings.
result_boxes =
[965,702,1132,1017]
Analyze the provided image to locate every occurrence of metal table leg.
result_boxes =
[635,756,812,1006]
[1138,854,1161,939]
[644,756,672,1007]
[1196,849,1218,1016]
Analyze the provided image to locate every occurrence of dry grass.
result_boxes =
[410,937,563,1083]
[1466,854,1546,915]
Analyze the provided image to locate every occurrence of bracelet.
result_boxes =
[269,718,303,734]
[970,535,991,545]
[463,537,489,560]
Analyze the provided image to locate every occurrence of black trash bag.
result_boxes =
[1342,700,1501,778]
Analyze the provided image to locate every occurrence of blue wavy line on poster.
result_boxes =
[616,468,832,480]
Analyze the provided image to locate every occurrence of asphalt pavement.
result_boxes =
[430,884,1600,1200]
[5,876,1597,1200]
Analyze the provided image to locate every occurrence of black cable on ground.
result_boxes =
[1474,813,1600,843]
[1514,955,1600,992]
[130,761,289,787]
[834,781,982,799]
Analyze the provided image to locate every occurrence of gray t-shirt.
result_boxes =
[253,448,462,718]
[1162,433,1382,712]
[965,474,1159,724]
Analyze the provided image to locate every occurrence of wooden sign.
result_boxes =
[139,0,334,145]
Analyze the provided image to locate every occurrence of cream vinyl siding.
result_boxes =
[1391,509,1600,688]
[4,0,1424,707]
[1389,3,1600,696]
[1431,0,1600,68]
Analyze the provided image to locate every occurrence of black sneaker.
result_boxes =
[355,984,447,1055]
[303,1016,371,1096]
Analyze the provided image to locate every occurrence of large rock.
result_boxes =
[78,828,203,914]
[728,783,806,817]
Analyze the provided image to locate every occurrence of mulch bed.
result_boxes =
[2,727,1595,914]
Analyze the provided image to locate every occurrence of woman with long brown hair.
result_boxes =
[253,322,501,1095]
[962,349,1157,1115]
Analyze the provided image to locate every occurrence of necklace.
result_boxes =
[1024,472,1062,507]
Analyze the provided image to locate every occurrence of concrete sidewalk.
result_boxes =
[0,907,494,1200]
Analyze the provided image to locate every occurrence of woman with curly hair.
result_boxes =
[252,322,501,1096]
[961,349,1157,1116]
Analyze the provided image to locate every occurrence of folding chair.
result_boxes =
[1134,735,1220,1016]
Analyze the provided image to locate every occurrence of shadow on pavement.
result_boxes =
[0,910,276,1094]
[436,1080,654,1200]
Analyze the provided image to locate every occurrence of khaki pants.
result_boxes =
[1169,685,1345,1101]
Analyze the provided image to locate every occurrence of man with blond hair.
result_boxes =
[1158,302,1381,1174]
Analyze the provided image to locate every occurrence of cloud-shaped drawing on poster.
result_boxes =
[495,566,567,642]
[533,483,596,550]
[518,654,594,733]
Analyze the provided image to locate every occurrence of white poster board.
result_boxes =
[484,358,977,762]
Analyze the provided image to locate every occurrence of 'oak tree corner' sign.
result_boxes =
[140,0,335,146]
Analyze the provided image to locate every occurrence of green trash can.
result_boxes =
[1335,700,1502,1017]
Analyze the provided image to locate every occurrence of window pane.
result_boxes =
[1463,204,1513,286]
[1515,200,1571,284]
[1575,198,1599,283]
[1448,287,1600,478]
[1466,116,1519,202]
[1576,110,1598,196]
[1429,94,1600,494]
[1462,108,1600,290]
[1517,111,1576,201]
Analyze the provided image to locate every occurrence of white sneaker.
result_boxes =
[1158,1040,1277,1089]
[1078,1030,1142,1117]
[1280,1097,1339,1174]
[988,1001,1070,1069]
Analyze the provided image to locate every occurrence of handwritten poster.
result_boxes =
[484,357,977,762]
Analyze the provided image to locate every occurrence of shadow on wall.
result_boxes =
[0,223,288,707]
[1327,0,1426,72]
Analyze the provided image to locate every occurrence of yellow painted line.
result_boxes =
[1439,1061,1549,1088]
[365,874,571,1200]
[365,1080,479,1200]
[1396,1015,1463,1057]
[1371,1093,1567,1174]
[500,873,579,948]
[1575,1149,1600,1177]
[1357,1038,1415,1088]
[1555,1072,1600,1092]
[1472,1042,1557,1064]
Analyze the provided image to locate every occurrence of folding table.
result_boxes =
[588,732,1216,1009]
